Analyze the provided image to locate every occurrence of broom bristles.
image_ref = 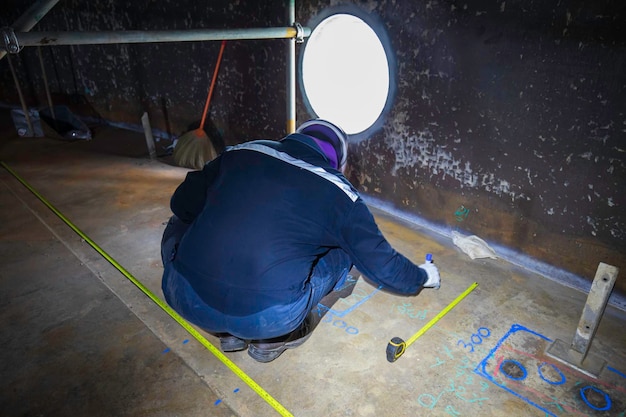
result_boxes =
[173,128,217,170]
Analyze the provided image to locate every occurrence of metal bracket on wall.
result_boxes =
[546,262,619,378]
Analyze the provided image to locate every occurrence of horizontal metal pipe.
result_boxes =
[10,26,311,49]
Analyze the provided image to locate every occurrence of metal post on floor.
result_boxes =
[6,54,34,137]
[141,112,157,161]
[37,46,56,121]
[546,262,619,378]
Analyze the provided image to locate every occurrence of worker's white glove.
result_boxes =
[419,262,441,289]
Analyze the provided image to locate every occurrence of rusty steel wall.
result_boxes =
[0,0,624,292]
[301,1,626,292]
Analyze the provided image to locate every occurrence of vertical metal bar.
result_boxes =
[286,0,296,134]
[141,112,157,160]
[37,46,56,121]
[7,54,34,136]
[570,262,618,363]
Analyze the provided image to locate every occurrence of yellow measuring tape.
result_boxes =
[387,281,479,362]
[1,161,293,417]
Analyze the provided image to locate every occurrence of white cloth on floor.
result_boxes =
[452,231,497,260]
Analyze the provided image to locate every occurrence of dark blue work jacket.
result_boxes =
[170,133,426,316]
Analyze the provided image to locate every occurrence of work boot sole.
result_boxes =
[220,335,248,352]
[248,333,312,363]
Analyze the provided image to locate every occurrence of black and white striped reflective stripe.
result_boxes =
[226,142,358,202]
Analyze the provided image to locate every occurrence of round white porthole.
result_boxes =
[300,6,395,142]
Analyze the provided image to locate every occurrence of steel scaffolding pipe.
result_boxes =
[2,26,309,51]
[286,0,297,134]
[0,0,60,60]
[1,0,60,136]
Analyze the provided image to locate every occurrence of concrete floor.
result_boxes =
[1,113,625,417]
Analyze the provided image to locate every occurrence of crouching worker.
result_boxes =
[161,119,441,362]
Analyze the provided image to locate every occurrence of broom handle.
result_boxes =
[200,40,226,130]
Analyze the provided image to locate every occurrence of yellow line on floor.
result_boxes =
[1,161,293,417]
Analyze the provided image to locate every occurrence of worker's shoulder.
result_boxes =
[225,139,360,200]
[225,139,280,152]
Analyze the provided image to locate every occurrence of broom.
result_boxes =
[173,40,226,169]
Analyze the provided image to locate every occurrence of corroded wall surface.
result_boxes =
[304,0,626,290]
[0,0,624,291]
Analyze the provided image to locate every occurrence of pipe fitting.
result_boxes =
[294,22,304,43]
[1,27,22,54]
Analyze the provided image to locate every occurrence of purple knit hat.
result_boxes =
[296,119,348,169]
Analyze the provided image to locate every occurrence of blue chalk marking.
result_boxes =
[474,324,556,417]
[458,327,492,353]
[320,311,360,335]
[500,359,527,381]
[318,286,381,318]
[333,320,347,329]
[445,404,461,416]
[478,327,491,337]
[454,206,470,222]
[182,339,189,344]
[214,399,222,406]
[162,347,170,354]
[537,362,566,386]
[608,366,626,380]
[418,391,445,409]
[234,388,240,393]
[580,386,611,411]
[346,326,359,335]
[333,273,358,292]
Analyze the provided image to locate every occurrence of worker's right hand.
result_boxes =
[419,262,441,290]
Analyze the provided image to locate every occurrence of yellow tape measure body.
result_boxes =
[1,161,293,417]
[387,282,479,362]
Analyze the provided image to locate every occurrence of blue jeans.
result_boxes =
[161,215,352,339]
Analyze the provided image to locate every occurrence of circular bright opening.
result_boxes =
[301,12,391,136]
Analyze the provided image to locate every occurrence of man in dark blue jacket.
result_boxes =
[161,119,440,362]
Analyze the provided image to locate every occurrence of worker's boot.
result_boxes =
[247,316,313,363]
[217,334,248,352]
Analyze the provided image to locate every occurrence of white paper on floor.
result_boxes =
[452,231,497,260]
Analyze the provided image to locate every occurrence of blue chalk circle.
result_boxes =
[321,313,359,334]
[478,327,491,337]
[537,362,566,385]
[333,319,347,329]
[346,326,359,335]
[500,359,527,381]
[182,339,189,344]
[417,393,438,409]
[580,386,611,411]
[214,399,222,406]
[234,388,240,393]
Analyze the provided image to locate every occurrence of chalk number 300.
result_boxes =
[457,327,491,353]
